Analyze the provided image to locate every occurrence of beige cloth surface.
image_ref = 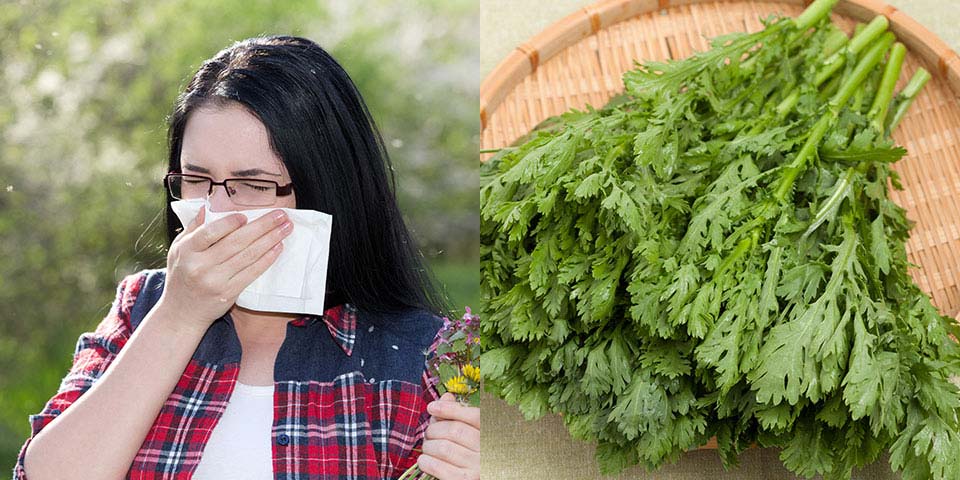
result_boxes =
[479,1,960,478]
[481,391,902,479]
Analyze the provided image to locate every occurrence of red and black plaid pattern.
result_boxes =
[13,271,447,479]
[130,360,240,477]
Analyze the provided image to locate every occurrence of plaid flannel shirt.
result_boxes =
[13,269,446,479]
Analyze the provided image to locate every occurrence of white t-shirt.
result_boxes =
[192,381,275,479]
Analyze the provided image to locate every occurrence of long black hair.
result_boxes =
[164,35,449,317]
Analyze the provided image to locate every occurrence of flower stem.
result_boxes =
[397,464,437,480]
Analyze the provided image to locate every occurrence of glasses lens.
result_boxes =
[168,175,210,200]
[225,179,277,206]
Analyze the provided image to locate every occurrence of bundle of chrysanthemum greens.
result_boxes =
[480,0,960,478]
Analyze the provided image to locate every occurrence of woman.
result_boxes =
[14,36,480,480]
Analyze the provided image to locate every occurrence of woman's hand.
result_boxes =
[159,205,293,333]
[418,392,480,480]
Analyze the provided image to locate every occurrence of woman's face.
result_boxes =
[179,101,296,212]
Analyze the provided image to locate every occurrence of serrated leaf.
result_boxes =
[607,374,669,441]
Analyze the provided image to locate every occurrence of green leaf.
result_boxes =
[750,223,859,405]
[870,215,891,275]
[582,341,612,398]
[696,311,744,394]
[480,346,523,381]
[600,184,644,234]
[607,335,634,395]
[573,172,605,199]
[607,374,669,441]
[595,441,638,475]
[517,385,550,420]
[640,341,692,380]
[438,363,457,384]
[754,402,796,431]
[779,416,837,478]
[842,311,881,420]
[749,302,823,405]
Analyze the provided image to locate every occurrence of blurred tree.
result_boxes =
[0,0,478,463]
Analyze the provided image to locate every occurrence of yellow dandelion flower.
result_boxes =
[462,364,480,383]
[444,375,471,395]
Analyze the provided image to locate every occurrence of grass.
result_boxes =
[429,257,480,318]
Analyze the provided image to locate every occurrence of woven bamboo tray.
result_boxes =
[481,0,960,451]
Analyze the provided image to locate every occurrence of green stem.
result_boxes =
[795,0,839,31]
[886,67,931,132]
[801,167,855,239]
[852,22,865,38]
[822,27,850,58]
[899,67,931,99]
[814,15,888,86]
[868,42,906,132]
[852,87,865,114]
[397,464,416,480]
[775,89,801,120]
[717,236,754,277]
[817,75,842,103]
[397,464,436,480]
[771,29,847,121]
[774,33,893,201]
[774,116,832,200]
[831,32,894,109]
[848,24,866,108]
[848,15,889,55]
[815,56,844,87]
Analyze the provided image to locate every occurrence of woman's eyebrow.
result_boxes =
[183,163,210,174]
[183,163,281,177]
[231,167,282,177]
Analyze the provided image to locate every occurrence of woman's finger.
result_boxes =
[421,438,478,469]
[187,205,205,233]
[429,393,456,424]
[226,238,284,292]
[417,453,477,480]
[218,219,291,279]
[173,205,205,241]
[187,212,247,252]
[209,209,289,266]
[425,419,480,453]
[427,399,480,430]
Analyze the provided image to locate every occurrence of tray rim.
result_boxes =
[479,0,960,140]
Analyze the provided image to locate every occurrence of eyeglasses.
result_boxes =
[165,172,294,206]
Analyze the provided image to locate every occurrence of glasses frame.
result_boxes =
[164,172,294,206]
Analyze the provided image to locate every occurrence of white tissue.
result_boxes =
[169,197,333,316]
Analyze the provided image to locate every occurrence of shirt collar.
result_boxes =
[289,303,358,356]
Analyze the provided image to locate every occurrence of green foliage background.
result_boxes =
[0,0,479,464]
